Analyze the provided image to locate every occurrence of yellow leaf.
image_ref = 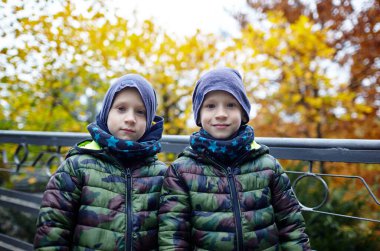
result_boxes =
[28,177,37,185]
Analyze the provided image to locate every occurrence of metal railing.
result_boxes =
[0,130,379,250]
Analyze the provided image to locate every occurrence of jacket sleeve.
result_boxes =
[34,157,82,250]
[271,159,312,251]
[158,164,192,251]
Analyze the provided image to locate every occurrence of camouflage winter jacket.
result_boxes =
[34,140,167,250]
[159,142,311,251]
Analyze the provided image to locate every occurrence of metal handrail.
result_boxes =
[2,130,379,148]
[1,130,380,163]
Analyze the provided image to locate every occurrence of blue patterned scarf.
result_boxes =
[87,115,163,161]
[190,125,255,165]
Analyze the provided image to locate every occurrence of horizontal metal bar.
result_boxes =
[269,148,380,163]
[163,135,380,150]
[0,188,41,216]
[160,141,187,154]
[0,233,33,251]
[0,199,40,216]
[1,130,380,163]
[0,130,89,146]
[0,188,42,204]
[303,208,380,223]
[1,130,379,150]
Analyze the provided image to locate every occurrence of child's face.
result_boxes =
[107,88,147,141]
[200,90,243,139]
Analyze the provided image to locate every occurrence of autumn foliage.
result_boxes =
[241,0,379,139]
[0,0,379,248]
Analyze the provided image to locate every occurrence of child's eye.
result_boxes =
[136,109,146,116]
[205,104,215,109]
[117,107,126,112]
[227,103,236,108]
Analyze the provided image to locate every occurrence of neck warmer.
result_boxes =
[87,115,163,161]
[190,125,255,165]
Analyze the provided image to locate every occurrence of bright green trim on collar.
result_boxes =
[251,140,261,150]
[80,140,101,150]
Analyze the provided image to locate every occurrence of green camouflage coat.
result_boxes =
[34,140,167,250]
[159,143,311,251]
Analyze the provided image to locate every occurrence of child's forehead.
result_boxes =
[115,87,140,97]
[117,86,138,93]
[204,90,237,100]
[113,87,143,102]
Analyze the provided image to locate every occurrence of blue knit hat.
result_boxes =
[192,67,251,126]
[96,74,157,134]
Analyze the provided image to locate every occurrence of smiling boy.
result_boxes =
[159,68,311,250]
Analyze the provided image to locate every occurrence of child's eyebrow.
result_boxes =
[130,103,146,110]
[203,97,217,102]
[113,100,143,105]
[202,100,215,105]
[112,101,127,106]
[136,106,146,110]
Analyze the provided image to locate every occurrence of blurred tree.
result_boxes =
[140,31,221,135]
[0,0,221,134]
[237,0,379,139]
[228,13,372,140]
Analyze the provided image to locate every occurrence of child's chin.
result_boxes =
[118,135,135,141]
[211,133,231,140]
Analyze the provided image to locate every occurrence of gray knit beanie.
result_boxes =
[192,67,251,126]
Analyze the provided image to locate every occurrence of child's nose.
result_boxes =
[124,110,136,123]
[215,107,227,118]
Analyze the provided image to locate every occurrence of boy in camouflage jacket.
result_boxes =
[34,74,167,250]
[159,68,311,250]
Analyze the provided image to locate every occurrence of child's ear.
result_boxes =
[196,117,202,127]
[242,115,249,124]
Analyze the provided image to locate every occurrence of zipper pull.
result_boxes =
[227,167,233,177]
[126,168,131,178]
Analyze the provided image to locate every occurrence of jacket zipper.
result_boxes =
[226,166,244,251]
[125,168,132,251]
[201,154,246,250]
